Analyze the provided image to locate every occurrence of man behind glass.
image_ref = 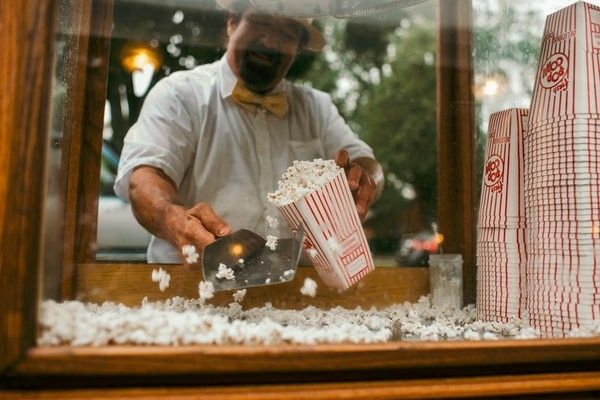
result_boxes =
[114,0,384,264]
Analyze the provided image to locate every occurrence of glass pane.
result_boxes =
[97,1,438,267]
[38,0,600,350]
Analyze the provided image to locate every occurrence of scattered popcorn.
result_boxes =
[327,236,341,255]
[182,244,199,264]
[215,263,235,280]
[38,295,567,347]
[300,278,318,297]
[266,215,279,229]
[182,244,196,256]
[267,159,342,206]
[198,280,214,304]
[233,289,247,303]
[266,235,278,250]
[283,269,294,278]
[306,248,318,258]
[151,268,171,292]
[265,278,271,284]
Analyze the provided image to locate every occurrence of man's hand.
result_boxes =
[129,166,231,267]
[166,202,231,265]
[334,150,384,221]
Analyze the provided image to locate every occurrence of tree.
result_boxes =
[354,26,437,250]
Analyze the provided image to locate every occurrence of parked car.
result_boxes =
[394,231,439,266]
[97,195,150,261]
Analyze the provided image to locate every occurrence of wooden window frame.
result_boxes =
[2,0,600,397]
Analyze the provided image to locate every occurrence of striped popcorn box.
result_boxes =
[476,109,529,322]
[477,108,529,228]
[529,1,600,129]
[269,159,374,290]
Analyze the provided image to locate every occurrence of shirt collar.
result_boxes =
[218,53,288,99]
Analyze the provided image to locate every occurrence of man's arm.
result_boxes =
[334,150,384,221]
[128,165,231,263]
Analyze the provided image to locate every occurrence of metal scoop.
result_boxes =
[202,224,304,291]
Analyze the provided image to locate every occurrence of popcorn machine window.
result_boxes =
[2,0,600,397]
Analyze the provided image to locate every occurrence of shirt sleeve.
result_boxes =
[316,91,375,161]
[114,78,197,201]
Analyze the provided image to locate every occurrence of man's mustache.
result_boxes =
[242,42,283,66]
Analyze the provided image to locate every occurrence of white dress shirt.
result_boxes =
[114,54,374,263]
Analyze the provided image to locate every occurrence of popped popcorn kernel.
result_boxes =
[215,263,235,280]
[300,278,318,297]
[233,289,247,303]
[151,268,171,292]
[266,235,278,250]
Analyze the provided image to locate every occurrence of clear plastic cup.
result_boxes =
[428,254,463,309]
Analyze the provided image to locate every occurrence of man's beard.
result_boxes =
[238,42,284,94]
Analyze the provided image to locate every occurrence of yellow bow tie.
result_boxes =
[231,81,288,119]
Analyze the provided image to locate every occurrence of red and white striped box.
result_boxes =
[529,1,600,129]
[276,170,374,290]
[476,109,529,322]
[478,109,529,227]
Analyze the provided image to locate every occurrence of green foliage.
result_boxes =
[355,26,437,237]
[292,15,437,248]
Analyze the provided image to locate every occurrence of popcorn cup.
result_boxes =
[529,1,600,128]
[276,170,374,290]
[478,108,529,228]
[476,109,529,322]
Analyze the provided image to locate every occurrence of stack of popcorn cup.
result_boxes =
[476,109,529,323]
[267,159,374,290]
[524,1,600,337]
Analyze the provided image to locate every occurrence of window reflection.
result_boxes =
[99,0,437,266]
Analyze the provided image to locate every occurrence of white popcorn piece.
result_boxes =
[233,289,247,303]
[198,280,215,303]
[215,263,235,280]
[238,258,244,264]
[266,235,278,250]
[283,269,294,278]
[182,244,197,256]
[182,244,200,264]
[267,159,343,206]
[266,215,279,229]
[306,248,318,258]
[482,332,499,340]
[265,278,271,284]
[463,329,481,341]
[300,278,318,297]
[159,275,171,292]
[151,269,162,282]
[326,236,341,255]
[151,268,171,292]
[185,253,199,264]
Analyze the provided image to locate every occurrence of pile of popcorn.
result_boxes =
[267,159,342,206]
[37,295,597,347]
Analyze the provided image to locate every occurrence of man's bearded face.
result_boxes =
[238,40,284,93]
[227,12,304,94]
